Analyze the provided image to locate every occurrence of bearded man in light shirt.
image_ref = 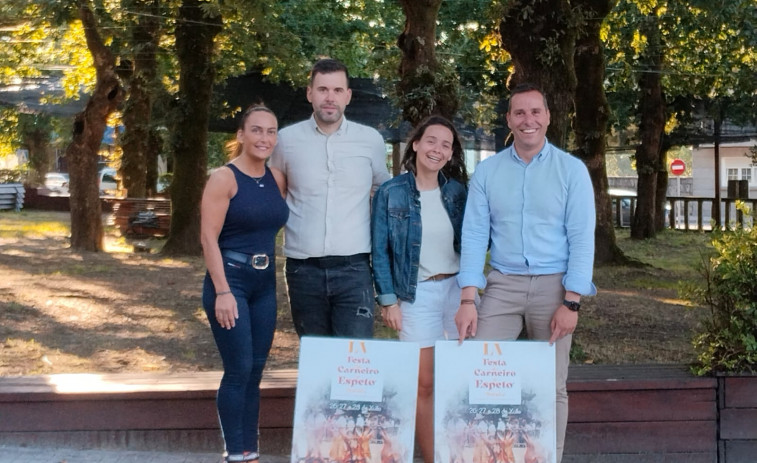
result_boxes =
[455,83,597,463]
[270,58,391,338]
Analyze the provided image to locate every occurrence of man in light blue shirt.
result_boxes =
[455,83,596,463]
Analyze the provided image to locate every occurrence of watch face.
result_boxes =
[564,300,580,311]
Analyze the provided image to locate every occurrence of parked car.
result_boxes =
[99,168,118,196]
[610,188,671,227]
[44,172,69,195]
[610,188,636,227]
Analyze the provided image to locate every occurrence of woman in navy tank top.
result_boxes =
[200,105,289,462]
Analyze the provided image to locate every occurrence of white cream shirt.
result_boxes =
[271,115,391,259]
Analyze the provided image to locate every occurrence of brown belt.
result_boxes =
[425,273,457,282]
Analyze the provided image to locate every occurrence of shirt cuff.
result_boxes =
[376,293,398,306]
[456,272,487,290]
[562,275,598,296]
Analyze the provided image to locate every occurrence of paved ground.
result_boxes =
[0,446,290,463]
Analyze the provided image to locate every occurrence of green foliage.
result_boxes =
[605,0,757,139]
[0,168,24,183]
[681,201,757,375]
[207,132,230,168]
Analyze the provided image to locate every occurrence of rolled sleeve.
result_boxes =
[457,169,490,290]
[563,163,597,296]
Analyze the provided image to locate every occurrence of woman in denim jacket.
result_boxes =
[371,115,468,463]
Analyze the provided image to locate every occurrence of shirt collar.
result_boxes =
[507,139,551,164]
[308,114,348,136]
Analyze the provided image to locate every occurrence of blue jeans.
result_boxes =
[285,254,375,338]
[202,256,278,455]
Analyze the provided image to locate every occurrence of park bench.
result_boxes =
[0,183,25,211]
[109,197,171,237]
[2,365,753,461]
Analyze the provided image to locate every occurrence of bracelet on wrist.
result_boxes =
[216,290,232,296]
[460,299,476,305]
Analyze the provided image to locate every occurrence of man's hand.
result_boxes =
[455,303,478,344]
[549,304,578,344]
[455,286,479,343]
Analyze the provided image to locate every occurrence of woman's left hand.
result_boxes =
[381,304,402,332]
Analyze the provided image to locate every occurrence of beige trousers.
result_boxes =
[475,271,570,463]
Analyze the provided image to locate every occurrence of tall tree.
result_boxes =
[66,2,123,251]
[120,0,161,198]
[497,0,577,149]
[160,0,221,255]
[397,0,459,126]
[18,113,54,185]
[629,11,663,239]
[606,0,757,238]
[572,0,626,264]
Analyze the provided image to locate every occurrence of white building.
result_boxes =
[692,138,757,198]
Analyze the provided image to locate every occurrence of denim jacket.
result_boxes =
[371,172,467,305]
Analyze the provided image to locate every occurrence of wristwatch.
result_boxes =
[563,299,581,312]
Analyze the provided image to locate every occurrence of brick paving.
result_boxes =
[0,446,290,463]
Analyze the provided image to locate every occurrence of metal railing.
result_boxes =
[610,195,757,231]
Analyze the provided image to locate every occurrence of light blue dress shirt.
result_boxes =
[457,141,597,296]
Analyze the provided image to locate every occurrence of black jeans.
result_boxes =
[285,254,375,338]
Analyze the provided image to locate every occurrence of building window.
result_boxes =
[727,168,739,180]
[742,168,752,183]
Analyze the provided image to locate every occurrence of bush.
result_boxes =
[682,201,757,375]
[0,168,25,183]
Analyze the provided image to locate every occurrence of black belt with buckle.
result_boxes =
[222,250,270,269]
[288,253,369,269]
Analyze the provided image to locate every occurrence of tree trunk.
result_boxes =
[630,14,665,240]
[655,137,671,231]
[67,3,123,252]
[160,0,221,256]
[499,0,576,149]
[712,110,723,228]
[23,125,52,186]
[120,0,160,198]
[397,0,458,126]
[145,127,162,196]
[572,0,625,264]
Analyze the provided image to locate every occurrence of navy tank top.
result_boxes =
[217,164,289,256]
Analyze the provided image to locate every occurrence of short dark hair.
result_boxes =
[401,115,468,185]
[309,58,350,86]
[508,83,549,112]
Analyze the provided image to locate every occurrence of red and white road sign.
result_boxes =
[670,158,686,176]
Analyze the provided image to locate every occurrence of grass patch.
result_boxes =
[578,228,713,365]
[0,210,70,238]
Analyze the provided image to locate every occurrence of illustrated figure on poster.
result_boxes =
[353,424,374,463]
[329,412,350,463]
[471,418,496,463]
[379,426,405,463]
[307,411,328,462]
[523,432,547,463]
[444,415,467,463]
[498,430,516,463]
